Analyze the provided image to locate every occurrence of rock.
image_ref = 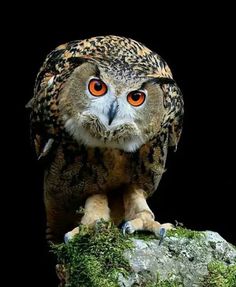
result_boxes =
[53,224,236,287]
[119,231,236,287]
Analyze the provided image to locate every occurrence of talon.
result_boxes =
[64,232,73,244]
[122,222,133,236]
[64,226,80,243]
[122,222,128,236]
[158,227,166,246]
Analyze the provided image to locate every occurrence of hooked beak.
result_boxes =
[108,100,118,125]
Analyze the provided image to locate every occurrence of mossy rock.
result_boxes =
[53,221,133,287]
[52,222,236,287]
[203,261,236,287]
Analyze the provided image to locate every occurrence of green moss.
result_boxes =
[167,227,204,240]
[131,231,157,241]
[202,261,236,287]
[155,280,182,287]
[130,227,204,242]
[131,227,204,242]
[52,221,133,287]
[146,274,183,287]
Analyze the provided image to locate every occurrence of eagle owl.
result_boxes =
[27,35,184,243]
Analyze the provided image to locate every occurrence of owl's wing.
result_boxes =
[162,83,184,150]
[26,41,88,159]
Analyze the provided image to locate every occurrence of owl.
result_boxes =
[27,35,184,243]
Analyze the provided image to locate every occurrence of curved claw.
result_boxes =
[122,222,133,236]
[64,232,73,244]
[158,227,166,246]
[64,226,80,243]
[122,222,129,236]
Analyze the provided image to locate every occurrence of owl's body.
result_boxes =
[28,36,183,242]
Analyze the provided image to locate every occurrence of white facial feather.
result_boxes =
[64,79,147,152]
[65,117,144,152]
[85,79,146,128]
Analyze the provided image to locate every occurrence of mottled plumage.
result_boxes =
[27,35,184,243]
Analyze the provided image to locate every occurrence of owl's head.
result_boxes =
[33,36,183,153]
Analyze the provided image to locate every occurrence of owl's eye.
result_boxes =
[88,79,107,97]
[127,91,146,107]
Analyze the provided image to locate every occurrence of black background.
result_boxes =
[5,4,235,286]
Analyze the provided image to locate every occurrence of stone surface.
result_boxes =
[118,231,236,287]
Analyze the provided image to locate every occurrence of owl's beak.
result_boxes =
[108,100,118,125]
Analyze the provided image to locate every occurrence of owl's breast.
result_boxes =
[45,143,132,201]
[44,140,166,206]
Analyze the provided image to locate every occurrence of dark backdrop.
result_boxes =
[6,5,234,286]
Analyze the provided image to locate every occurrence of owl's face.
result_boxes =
[60,61,165,152]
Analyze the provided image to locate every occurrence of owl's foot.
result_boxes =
[64,220,107,243]
[122,219,174,244]
[122,188,175,244]
[64,194,110,243]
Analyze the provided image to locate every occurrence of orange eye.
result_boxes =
[88,79,107,97]
[127,91,146,107]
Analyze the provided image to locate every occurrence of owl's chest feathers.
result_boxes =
[46,141,166,198]
[60,146,132,190]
